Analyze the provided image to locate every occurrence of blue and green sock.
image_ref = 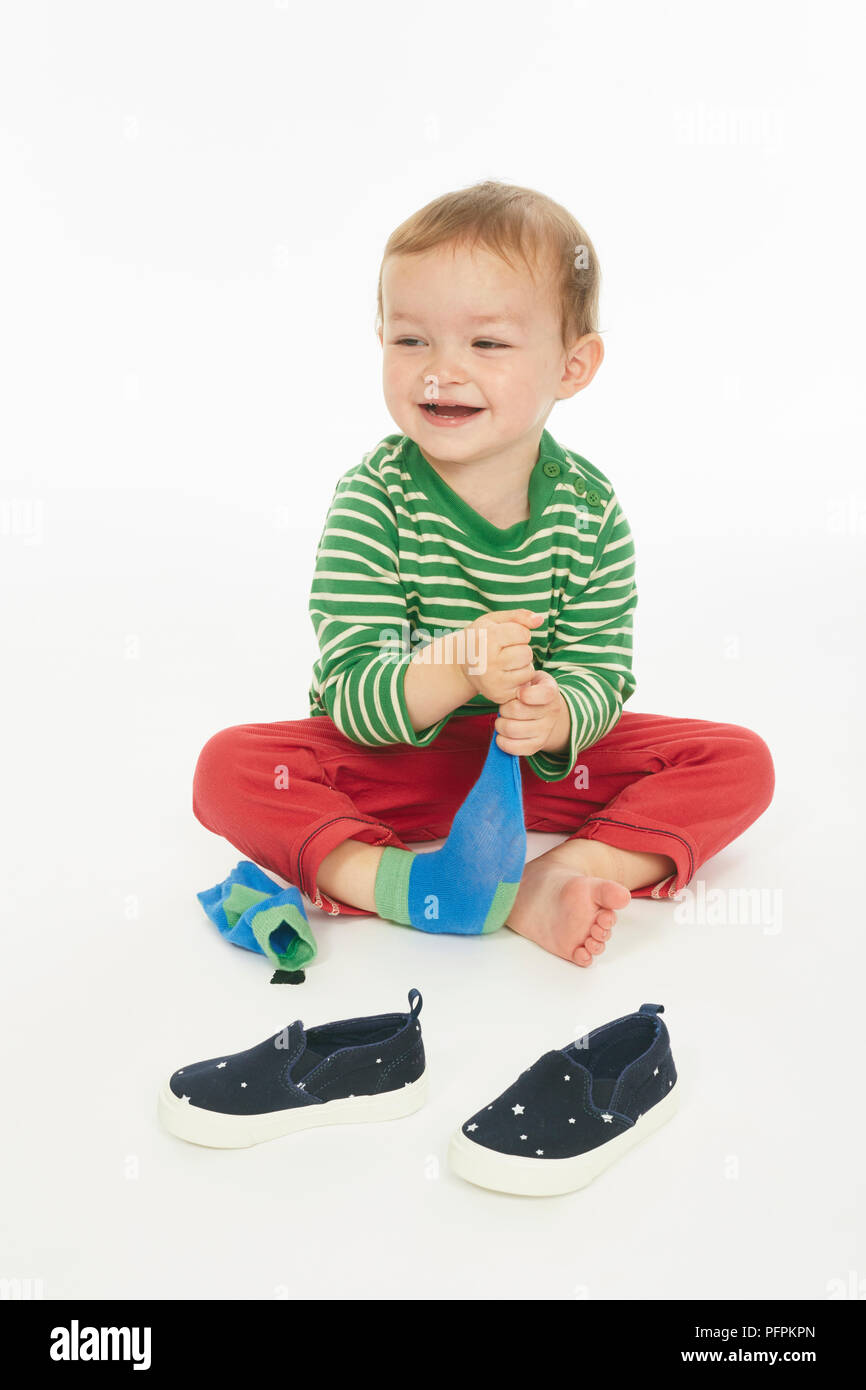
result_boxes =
[374,731,526,935]
[197,859,317,972]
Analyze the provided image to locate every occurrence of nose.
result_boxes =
[421,353,469,390]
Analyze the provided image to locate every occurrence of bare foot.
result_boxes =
[507,848,632,967]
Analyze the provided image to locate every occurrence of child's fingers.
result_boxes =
[517,673,560,704]
[492,622,538,650]
[495,731,544,755]
[497,697,544,721]
[501,644,534,672]
[495,715,544,742]
[484,608,544,627]
[498,664,535,693]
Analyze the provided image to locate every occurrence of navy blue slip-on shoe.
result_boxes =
[158,988,426,1148]
[448,1003,678,1196]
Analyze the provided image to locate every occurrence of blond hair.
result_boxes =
[376,180,601,347]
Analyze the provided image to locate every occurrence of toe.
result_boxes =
[595,909,616,930]
[584,937,605,955]
[572,943,593,967]
[589,921,611,942]
[598,880,631,910]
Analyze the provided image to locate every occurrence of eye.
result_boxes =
[473,340,509,350]
[393,337,426,347]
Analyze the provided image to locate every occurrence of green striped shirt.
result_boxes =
[308,428,637,781]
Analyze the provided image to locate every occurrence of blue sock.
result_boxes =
[374,730,526,935]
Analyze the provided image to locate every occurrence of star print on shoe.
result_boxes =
[448,1002,680,1196]
[158,989,428,1149]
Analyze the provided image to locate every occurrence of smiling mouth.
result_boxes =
[420,402,484,419]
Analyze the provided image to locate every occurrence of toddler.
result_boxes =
[192,181,774,966]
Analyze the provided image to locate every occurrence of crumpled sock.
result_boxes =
[197,860,317,971]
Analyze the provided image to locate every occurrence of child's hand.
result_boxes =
[494,670,570,756]
[462,609,544,706]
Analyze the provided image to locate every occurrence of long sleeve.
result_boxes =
[527,492,638,782]
[308,463,451,747]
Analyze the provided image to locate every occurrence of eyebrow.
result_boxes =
[389,311,524,325]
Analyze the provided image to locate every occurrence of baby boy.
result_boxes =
[193,180,774,966]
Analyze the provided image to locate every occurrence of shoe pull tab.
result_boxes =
[408,988,423,1021]
[639,1002,664,1016]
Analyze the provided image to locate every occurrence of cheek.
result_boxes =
[381,356,401,399]
[383,354,412,396]
[487,366,540,417]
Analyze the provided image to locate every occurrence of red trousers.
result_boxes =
[191,710,775,916]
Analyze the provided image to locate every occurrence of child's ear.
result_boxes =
[558,332,604,400]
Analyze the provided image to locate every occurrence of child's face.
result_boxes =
[379,241,596,466]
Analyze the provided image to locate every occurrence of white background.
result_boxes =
[1,0,864,1300]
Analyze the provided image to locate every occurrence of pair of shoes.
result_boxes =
[157,991,679,1196]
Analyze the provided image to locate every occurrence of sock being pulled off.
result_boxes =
[374,730,526,935]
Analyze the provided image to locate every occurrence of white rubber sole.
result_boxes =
[158,1072,428,1149]
[448,1082,679,1196]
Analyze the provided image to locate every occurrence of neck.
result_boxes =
[420,431,544,526]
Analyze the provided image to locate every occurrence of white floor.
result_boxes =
[3,532,863,1301]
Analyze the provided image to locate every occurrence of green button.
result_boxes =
[574,478,586,495]
[586,489,601,506]
[542,461,560,478]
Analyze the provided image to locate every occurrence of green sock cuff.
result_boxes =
[374,846,416,926]
[481,880,520,934]
[249,901,317,970]
[222,882,271,928]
